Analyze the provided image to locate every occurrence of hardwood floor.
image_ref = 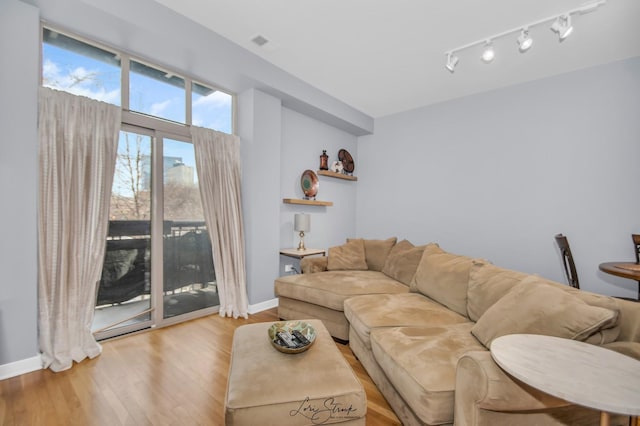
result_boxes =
[0,308,400,425]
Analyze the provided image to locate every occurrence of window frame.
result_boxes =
[40,24,237,137]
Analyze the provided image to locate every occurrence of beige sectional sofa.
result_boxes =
[274,238,640,426]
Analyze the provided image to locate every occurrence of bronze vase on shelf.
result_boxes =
[319,150,329,170]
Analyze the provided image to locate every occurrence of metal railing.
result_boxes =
[96,220,216,306]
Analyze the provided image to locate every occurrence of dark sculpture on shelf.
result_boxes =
[319,150,329,170]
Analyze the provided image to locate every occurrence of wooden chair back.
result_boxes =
[632,234,640,264]
[555,233,580,289]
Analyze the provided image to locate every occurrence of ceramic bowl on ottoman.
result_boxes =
[268,320,316,354]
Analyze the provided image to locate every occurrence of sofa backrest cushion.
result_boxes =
[381,239,427,286]
[613,297,640,342]
[300,256,328,274]
[327,239,368,271]
[523,275,623,344]
[411,244,476,318]
[471,278,620,349]
[603,341,640,360]
[466,261,530,322]
[348,237,397,271]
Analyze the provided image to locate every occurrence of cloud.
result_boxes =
[42,59,120,104]
[193,90,232,108]
[150,100,171,116]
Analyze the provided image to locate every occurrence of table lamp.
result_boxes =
[294,213,310,251]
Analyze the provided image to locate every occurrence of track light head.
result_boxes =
[445,53,459,73]
[551,15,573,41]
[517,28,533,52]
[481,41,495,63]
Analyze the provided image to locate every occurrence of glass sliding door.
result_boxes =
[92,131,218,338]
[93,130,153,338]
[162,138,218,319]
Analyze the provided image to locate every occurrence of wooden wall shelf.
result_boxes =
[317,170,358,181]
[283,198,333,206]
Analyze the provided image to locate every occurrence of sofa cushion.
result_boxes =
[471,280,620,348]
[603,341,640,360]
[518,275,622,344]
[327,239,368,271]
[466,260,530,322]
[370,323,486,425]
[300,256,328,274]
[411,244,476,318]
[348,237,397,271]
[381,240,427,286]
[344,293,470,349]
[275,270,408,311]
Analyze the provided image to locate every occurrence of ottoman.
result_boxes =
[225,319,367,425]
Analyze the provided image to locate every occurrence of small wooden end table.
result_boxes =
[279,248,326,259]
[491,334,640,426]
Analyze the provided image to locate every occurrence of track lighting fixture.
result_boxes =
[481,41,495,63]
[445,53,459,73]
[443,0,605,73]
[517,29,533,52]
[551,15,573,41]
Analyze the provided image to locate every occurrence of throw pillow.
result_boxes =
[300,256,328,274]
[411,243,476,317]
[471,280,620,349]
[466,260,529,322]
[347,237,397,271]
[327,239,368,271]
[381,240,427,286]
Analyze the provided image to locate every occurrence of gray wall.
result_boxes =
[356,57,640,299]
[239,96,359,303]
[279,108,359,275]
[239,89,282,305]
[0,0,39,366]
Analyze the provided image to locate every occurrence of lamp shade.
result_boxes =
[294,213,310,232]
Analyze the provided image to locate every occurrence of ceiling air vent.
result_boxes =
[251,35,269,47]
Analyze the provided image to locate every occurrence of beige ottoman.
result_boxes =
[225,319,367,425]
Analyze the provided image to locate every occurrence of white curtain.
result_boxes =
[191,126,249,319]
[38,87,120,372]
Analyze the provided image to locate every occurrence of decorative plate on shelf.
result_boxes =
[300,169,319,199]
[268,321,317,354]
[338,149,354,173]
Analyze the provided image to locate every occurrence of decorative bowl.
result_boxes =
[268,321,316,354]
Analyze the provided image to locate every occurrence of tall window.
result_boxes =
[42,26,233,338]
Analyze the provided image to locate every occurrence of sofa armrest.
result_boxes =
[603,340,640,360]
[300,256,328,274]
[454,351,570,425]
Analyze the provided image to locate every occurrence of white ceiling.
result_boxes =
[154,0,640,118]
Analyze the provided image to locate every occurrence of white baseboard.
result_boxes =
[248,297,278,314]
[0,355,42,380]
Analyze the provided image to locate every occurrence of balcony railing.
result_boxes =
[96,220,216,307]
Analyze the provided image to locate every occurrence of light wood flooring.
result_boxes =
[0,308,400,425]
